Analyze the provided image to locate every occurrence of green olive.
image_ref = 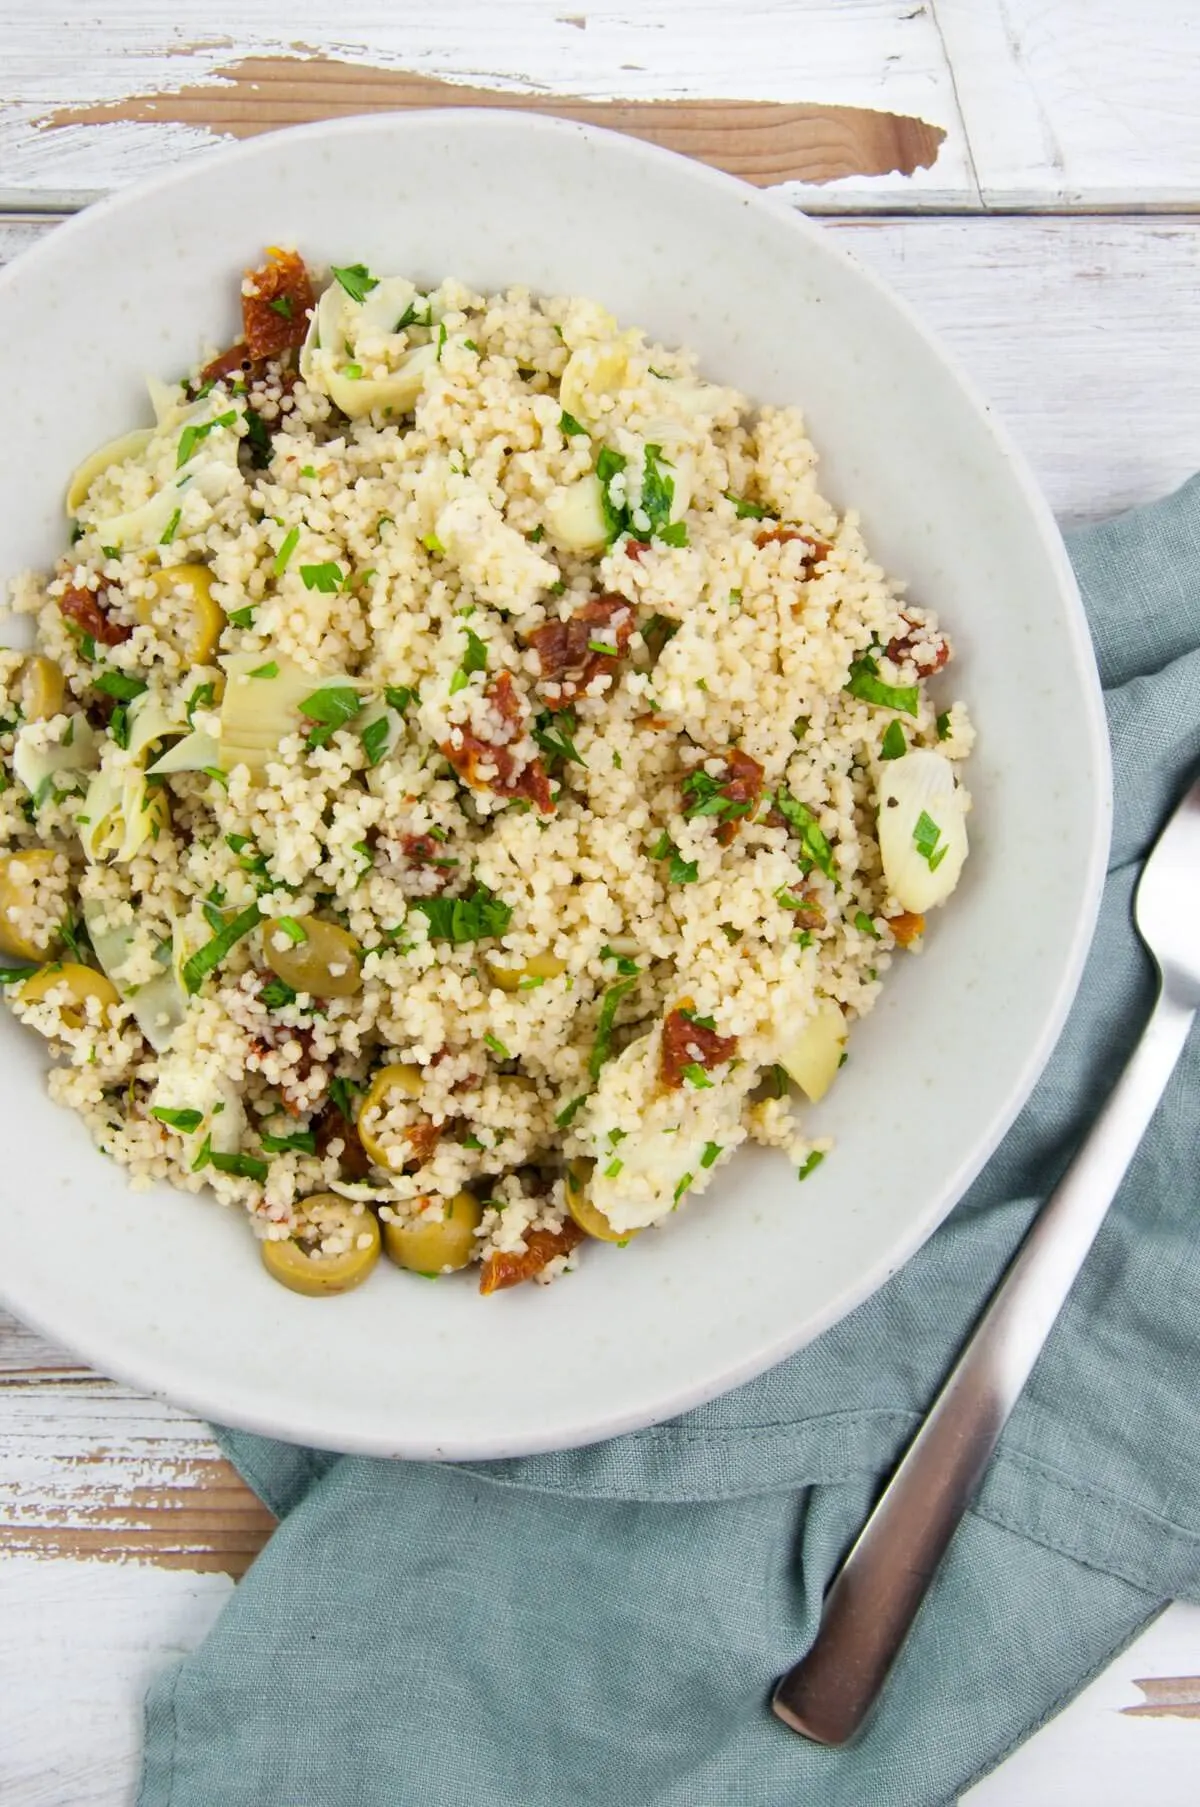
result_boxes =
[260,1193,381,1296]
[484,950,567,993]
[0,849,64,963]
[16,656,66,722]
[137,564,226,663]
[263,916,363,998]
[563,1157,635,1244]
[357,1062,424,1167]
[383,1190,483,1275]
[18,962,120,1030]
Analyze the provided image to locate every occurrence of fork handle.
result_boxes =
[772,985,1195,1746]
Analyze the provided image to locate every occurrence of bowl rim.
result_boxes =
[0,108,1112,1457]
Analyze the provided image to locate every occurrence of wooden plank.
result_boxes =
[0,2,976,212]
[934,0,1200,209]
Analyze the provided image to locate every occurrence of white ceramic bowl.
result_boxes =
[0,113,1109,1458]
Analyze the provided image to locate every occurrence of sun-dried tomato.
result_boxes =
[624,538,651,563]
[197,342,254,389]
[479,1220,585,1294]
[404,1119,442,1164]
[250,1023,324,1116]
[313,1101,372,1181]
[713,748,765,847]
[58,584,132,646]
[660,1005,738,1089]
[527,592,636,710]
[754,526,832,569]
[242,248,314,361]
[887,911,926,947]
[440,671,554,814]
[886,611,951,676]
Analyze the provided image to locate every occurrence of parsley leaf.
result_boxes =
[701,1141,722,1169]
[483,1031,511,1060]
[177,410,237,469]
[936,710,952,741]
[151,1106,203,1133]
[273,525,300,574]
[880,720,907,760]
[261,1129,316,1155]
[555,1094,589,1128]
[559,410,588,437]
[533,707,586,769]
[159,507,182,546]
[243,407,272,470]
[854,910,881,939]
[681,1062,713,1089]
[95,670,147,703]
[913,810,947,871]
[724,492,772,520]
[260,976,297,1010]
[300,684,362,750]
[600,946,639,976]
[227,605,256,629]
[461,626,488,676]
[640,443,674,536]
[361,715,391,768]
[845,653,919,717]
[181,903,260,995]
[589,976,637,1079]
[267,294,293,319]
[797,1150,825,1182]
[596,447,629,543]
[410,884,513,944]
[657,521,688,548]
[331,263,379,305]
[772,791,837,882]
[384,685,418,714]
[299,562,344,593]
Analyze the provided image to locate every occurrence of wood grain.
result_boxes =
[35,55,945,188]
[1121,1675,1200,1720]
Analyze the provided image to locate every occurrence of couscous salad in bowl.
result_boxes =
[0,246,973,1298]
[0,115,1106,1457]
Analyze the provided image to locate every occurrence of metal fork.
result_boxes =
[772,774,1200,1746]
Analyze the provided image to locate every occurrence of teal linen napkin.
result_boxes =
[140,478,1200,1807]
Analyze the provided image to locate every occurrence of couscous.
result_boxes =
[0,248,972,1297]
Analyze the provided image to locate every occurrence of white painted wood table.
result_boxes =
[3,5,1200,1800]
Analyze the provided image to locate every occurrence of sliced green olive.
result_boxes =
[263,916,363,998]
[0,849,63,962]
[137,564,226,664]
[484,950,567,993]
[16,656,66,722]
[383,1190,483,1274]
[18,962,120,1030]
[260,1192,381,1296]
[356,1062,423,1167]
[563,1157,636,1244]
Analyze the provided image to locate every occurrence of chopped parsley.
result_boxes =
[410,884,512,944]
[328,1075,360,1120]
[384,685,418,714]
[203,766,229,788]
[461,626,488,675]
[596,446,629,543]
[681,1062,713,1090]
[766,1063,790,1099]
[797,1150,825,1182]
[600,946,638,977]
[880,720,907,760]
[435,321,448,361]
[300,684,362,749]
[109,706,131,750]
[159,507,182,546]
[395,297,428,331]
[299,562,345,594]
[936,710,952,741]
[772,791,837,882]
[95,670,147,703]
[587,638,619,657]
[527,524,545,543]
[555,1094,589,1129]
[422,532,445,555]
[641,613,678,662]
[640,442,674,537]
[913,810,948,871]
[483,1031,511,1060]
[247,661,278,680]
[701,1141,722,1169]
[673,1172,694,1204]
[792,716,809,741]
[559,410,588,437]
[192,1140,269,1183]
[360,714,391,768]
[261,1129,317,1155]
[273,917,307,944]
[604,1158,624,1179]
[854,910,881,939]
[589,976,637,1079]
[648,832,698,885]
[844,653,919,717]
[181,902,261,995]
[227,605,256,629]
[273,525,300,574]
[533,707,586,770]
[657,521,689,548]
[724,492,772,520]
[331,262,379,304]
[151,1106,203,1133]
[267,293,293,319]
[177,411,237,469]
[681,767,751,826]
[243,408,272,470]
[260,976,297,1010]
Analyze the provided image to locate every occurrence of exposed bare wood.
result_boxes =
[34,55,945,188]
[1121,1675,1200,1719]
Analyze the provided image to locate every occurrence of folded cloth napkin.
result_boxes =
[139,478,1200,1807]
